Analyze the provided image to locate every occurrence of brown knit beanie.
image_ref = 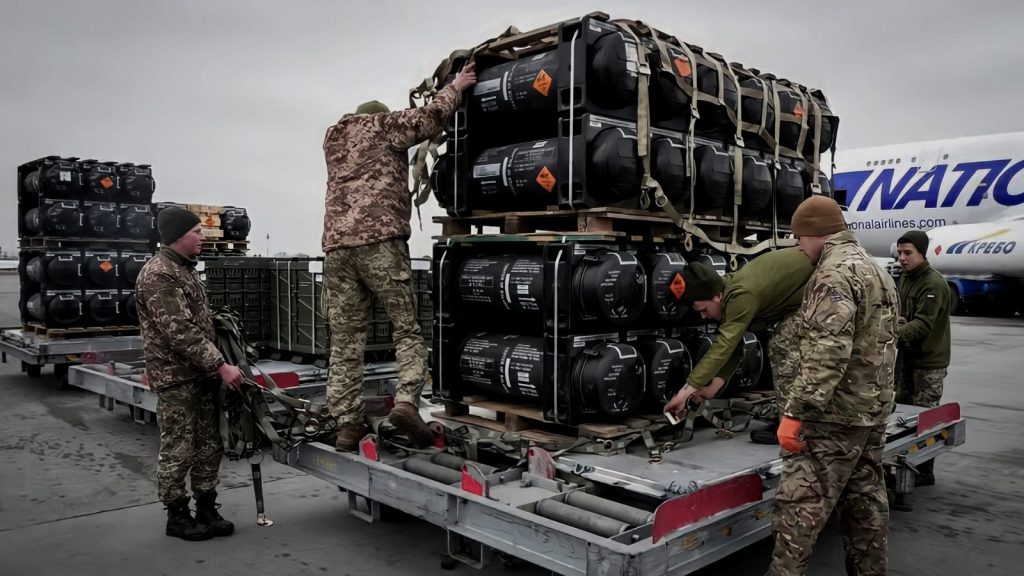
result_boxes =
[790,195,848,237]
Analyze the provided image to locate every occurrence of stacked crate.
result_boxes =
[16,156,156,335]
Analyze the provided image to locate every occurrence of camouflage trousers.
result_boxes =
[156,379,223,504]
[895,365,946,408]
[323,239,428,425]
[767,312,802,409]
[769,421,889,576]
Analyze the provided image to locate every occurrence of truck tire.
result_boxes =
[23,362,42,378]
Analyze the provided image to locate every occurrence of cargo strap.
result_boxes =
[408,19,576,223]
[614,22,790,258]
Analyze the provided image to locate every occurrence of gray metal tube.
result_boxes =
[404,458,463,485]
[430,452,497,475]
[535,498,629,538]
[564,491,654,527]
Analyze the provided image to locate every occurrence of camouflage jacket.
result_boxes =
[321,84,461,252]
[136,247,224,392]
[784,231,899,426]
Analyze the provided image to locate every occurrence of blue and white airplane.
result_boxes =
[832,131,1024,312]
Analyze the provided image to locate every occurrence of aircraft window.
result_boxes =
[943,154,949,160]
[866,161,871,167]
[888,159,894,165]
[912,156,917,162]
[896,158,901,164]
[873,160,879,166]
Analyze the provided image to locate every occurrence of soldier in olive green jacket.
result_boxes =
[894,230,951,487]
[663,248,814,438]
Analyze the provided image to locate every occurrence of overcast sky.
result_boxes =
[2,0,1023,258]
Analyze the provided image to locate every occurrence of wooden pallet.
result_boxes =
[201,227,224,239]
[186,203,223,214]
[23,323,139,339]
[433,394,662,440]
[201,239,248,254]
[435,207,678,237]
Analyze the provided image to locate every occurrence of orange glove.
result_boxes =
[777,416,806,453]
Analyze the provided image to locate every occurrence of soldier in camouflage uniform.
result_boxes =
[136,206,244,541]
[894,230,951,487]
[663,248,813,444]
[769,196,899,576]
[321,63,477,452]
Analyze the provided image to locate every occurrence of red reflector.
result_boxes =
[652,473,763,543]
[359,436,379,461]
[916,402,961,435]
[461,463,487,497]
[253,372,300,389]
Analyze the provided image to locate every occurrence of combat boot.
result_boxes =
[194,490,235,537]
[388,401,434,447]
[335,422,369,452]
[165,496,213,541]
[749,427,780,445]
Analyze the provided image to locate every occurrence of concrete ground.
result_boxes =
[1,273,1022,575]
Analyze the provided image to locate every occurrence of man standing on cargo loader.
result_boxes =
[136,206,245,541]
[769,195,899,576]
[662,248,814,444]
[321,63,477,452]
[894,230,951,487]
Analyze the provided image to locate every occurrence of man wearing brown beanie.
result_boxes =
[894,229,951,488]
[768,195,899,576]
[663,248,814,447]
[136,206,244,541]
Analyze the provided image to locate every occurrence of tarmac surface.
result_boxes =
[1,272,1022,575]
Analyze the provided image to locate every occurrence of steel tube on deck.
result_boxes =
[534,498,629,538]
[403,458,463,485]
[564,490,654,527]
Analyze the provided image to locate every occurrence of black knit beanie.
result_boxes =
[157,206,201,245]
[898,230,929,257]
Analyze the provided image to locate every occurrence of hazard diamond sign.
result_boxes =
[532,69,552,97]
[536,166,557,193]
[669,273,686,300]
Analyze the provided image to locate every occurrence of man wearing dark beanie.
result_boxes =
[769,194,899,575]
[135,205,244,541]
[894,229,951,488]
[663,248,814,448]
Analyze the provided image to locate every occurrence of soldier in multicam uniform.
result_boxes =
[894,230,951,487]
[663,248,813,445]
[321,63,477,452]
[136,206,245,541]
[769,195,899,576]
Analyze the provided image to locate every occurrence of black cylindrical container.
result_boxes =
[121,255,149,286]
[121,205,154,239]
[471,50,559,118]
[39,202,83,236]
[26,257,45,283]
[804,97,838,157]
[118,163,155,203]
[222,208,251,240]
[573,251,647,326]
[82,162,119,200]
[28,293,82,325]
[776,162,805,221]
[122,293,139,322]
[693,144,733,212]
[458,333,546,402]
[25,158,81,196]
[85,255,118,288]
[87,292,120,324]
[651,136,688,206]
[44,254,81,288]
[588,32,640,110]
[457,256,545,314]
[691,331,764,396]
[588,127,642,202]
[84,203,120,237]
[471,139,559,207]
[572,342,646,416]
[24,208,42,235]
[647,252,689,322]
[637,338,692,404]
[741,156,772,217]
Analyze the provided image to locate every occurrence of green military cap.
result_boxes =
[680,261,725,302]
[898,230,929,256]
[355,100,390,115]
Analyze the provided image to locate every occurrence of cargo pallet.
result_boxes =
[0,326,144,386]
[201,239,249,255]
[18,236,152,249]
[434,207,788,245]
[68,358,401,425]
[277,402,965,575]
[22,322,139,339]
